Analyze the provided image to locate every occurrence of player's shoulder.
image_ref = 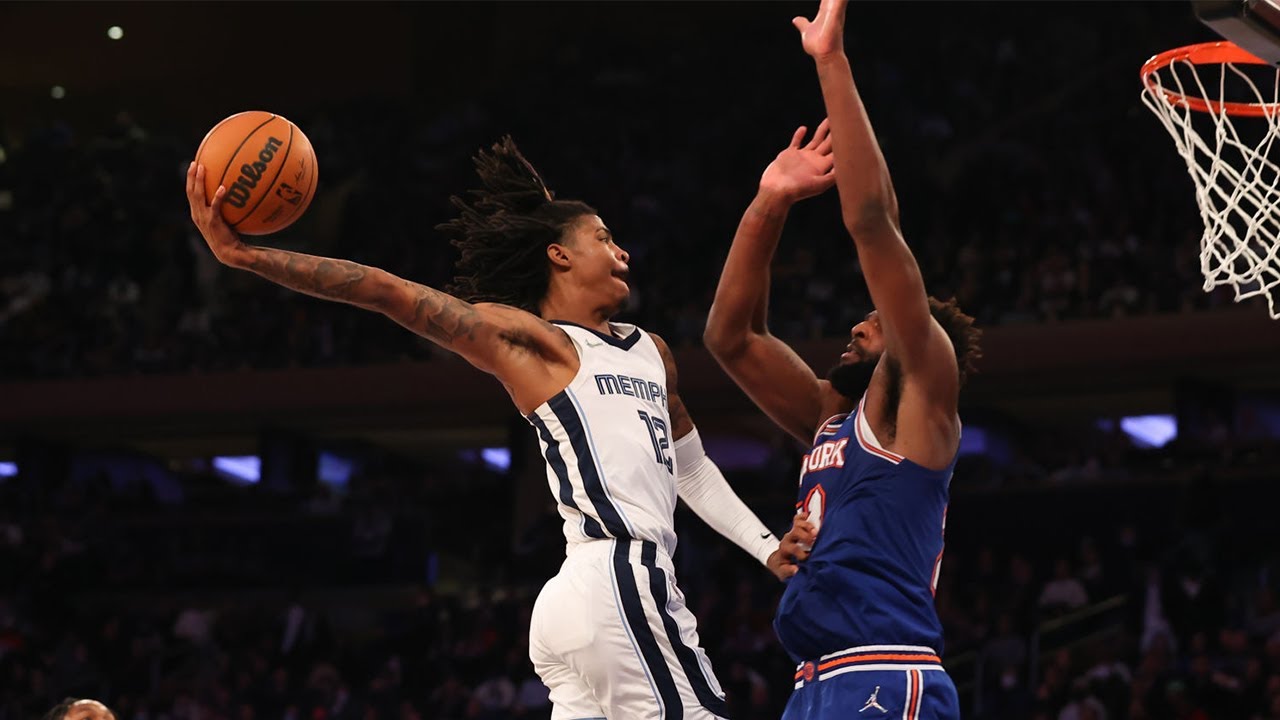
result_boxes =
[474,303,576,359]
[637,328,679,368]
[640,326,666,350]
[474,302,562,337]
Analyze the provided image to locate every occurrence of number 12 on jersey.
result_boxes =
[637,410,673,474]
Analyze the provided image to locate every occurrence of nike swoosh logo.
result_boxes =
[760,531,773,539]
[586,340,604,347]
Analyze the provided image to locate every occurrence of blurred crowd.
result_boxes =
[1,435,1278,719]
[0,4,1253,381]
[6,3,1280,719]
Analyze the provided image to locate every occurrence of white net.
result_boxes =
[1141,50,1280,318]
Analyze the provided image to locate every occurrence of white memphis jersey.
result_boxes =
[526,321,679,556]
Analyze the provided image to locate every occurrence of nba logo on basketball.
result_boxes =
[276,183,304,205]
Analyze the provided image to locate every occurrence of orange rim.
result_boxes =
[1141,41,1277,117]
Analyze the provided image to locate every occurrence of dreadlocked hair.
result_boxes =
[437,136,597,314]
[928,296,983,386]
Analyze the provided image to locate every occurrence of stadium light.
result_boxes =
[1120,414,1178,448]
[50,86,66,100]
[213,455,261,483]
[0,462,16,478]
[317,451,356,489]
[107,26,124,40]
[481,447,511,472]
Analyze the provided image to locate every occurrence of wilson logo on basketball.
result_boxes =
[224,136,285,209]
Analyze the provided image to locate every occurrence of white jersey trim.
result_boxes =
[855,395,905,464]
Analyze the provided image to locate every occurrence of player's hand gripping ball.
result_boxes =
[194,111,318,235]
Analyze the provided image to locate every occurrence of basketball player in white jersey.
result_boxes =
[185,136,826,718]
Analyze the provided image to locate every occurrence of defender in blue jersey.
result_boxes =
[705,0,983,717]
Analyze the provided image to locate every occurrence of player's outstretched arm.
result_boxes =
[704,124,837,444]
[186,162,572,385]
[794,0,954,392]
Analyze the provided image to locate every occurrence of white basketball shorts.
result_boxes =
[529,538,731,719]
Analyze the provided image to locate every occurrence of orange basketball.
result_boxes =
[194,111,318,235]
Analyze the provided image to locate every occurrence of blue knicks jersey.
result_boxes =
[774,395,955,663]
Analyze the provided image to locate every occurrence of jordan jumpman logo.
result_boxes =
[860,685,887,713]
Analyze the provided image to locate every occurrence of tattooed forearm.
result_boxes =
[404,281,484,344]
[241,246,488,349]
[246,247,376,306]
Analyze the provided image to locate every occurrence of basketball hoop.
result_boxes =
[1141,41,1280,318]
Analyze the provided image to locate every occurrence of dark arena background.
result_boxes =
[3,2,1280,719]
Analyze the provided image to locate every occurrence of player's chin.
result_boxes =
[603,285,630,314]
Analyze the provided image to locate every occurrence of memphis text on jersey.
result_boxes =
[594,373,668,409]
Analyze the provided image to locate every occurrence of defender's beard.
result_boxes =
[826,359,876,400]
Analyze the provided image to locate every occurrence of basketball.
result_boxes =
[194,111,318,235]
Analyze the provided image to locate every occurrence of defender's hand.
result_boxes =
[186,161,251,268]
[759,120,835,204]
[793,0,848,60]
[767,511,820,582]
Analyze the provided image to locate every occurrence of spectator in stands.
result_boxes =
[1041,557,1090,614]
